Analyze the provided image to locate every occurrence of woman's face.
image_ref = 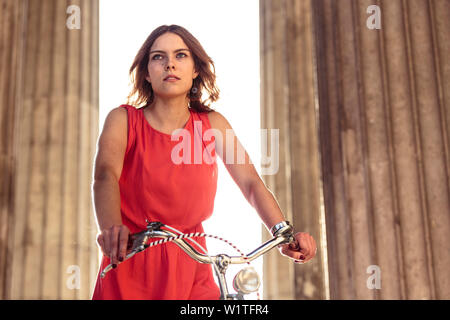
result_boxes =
[146,32,198,100]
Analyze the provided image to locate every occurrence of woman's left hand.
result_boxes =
[278,232,317,264]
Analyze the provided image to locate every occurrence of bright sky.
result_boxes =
[99,0,263,298]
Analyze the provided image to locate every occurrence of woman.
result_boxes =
[91,25,317,300]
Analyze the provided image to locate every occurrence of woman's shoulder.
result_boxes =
[206,109,232,132]
[116,104,143,119]
[107,105,129,117]
[101,107,130,135]
[105,105,140,129]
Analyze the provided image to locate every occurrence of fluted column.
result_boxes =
[260,0,328,300]
[0,0,99,299]
[313,0,450,299]
[0,0,24,301]
[260,0,450,300]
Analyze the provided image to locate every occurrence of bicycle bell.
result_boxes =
[232,267,261,294]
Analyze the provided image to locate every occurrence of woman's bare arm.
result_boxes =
[207,111,317,264]
[92,106,130,266]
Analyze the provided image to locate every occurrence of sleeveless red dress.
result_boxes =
[91,104,220,300]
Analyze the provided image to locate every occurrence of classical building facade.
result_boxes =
[1,0,449,299]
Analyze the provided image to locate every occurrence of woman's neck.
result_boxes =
[145,96,191,130]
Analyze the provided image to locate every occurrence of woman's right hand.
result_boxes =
[96,224,130,268]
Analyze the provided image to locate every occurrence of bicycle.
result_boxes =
[100,220,297,300]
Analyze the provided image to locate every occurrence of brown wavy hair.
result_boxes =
[126,25,220,113]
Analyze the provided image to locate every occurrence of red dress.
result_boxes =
[92,104,220,300]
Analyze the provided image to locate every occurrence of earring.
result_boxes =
[190,86,200,101]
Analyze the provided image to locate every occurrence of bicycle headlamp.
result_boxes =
[232,267,261,294]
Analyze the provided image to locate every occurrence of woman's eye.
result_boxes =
[152,53,187,60]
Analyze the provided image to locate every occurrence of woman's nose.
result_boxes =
[165,58,175,70]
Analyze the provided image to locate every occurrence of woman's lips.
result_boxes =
[164,74,181,81]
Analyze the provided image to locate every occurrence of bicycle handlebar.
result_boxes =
[100,221,296,278]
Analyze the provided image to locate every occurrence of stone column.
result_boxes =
[260,0,450,300]
[0,0,99,299]
[312,0,450,299]
[260,0,328,300]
